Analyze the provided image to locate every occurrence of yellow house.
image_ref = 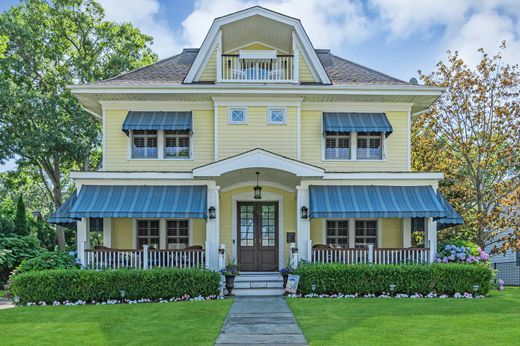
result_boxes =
[50,7,461,294]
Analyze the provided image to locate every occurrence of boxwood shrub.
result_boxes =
[10,267,220,304]
[295,263,493,295]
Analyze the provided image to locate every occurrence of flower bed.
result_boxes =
[294,263,493,296]
[436,240,490,264]
[9,267,220,305]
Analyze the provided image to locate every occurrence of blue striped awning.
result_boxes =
[435,194,463,230]
[309,185,446,219]
[48,191,79,224]
[69,185,207,219]
[122,111,192,134]
[323,113,393,136]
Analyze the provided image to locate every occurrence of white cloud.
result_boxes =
[370,0,520,66]
[97,0,183,57]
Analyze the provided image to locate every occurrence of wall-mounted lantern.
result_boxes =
[208,206,216,219]
[301,206,309,219]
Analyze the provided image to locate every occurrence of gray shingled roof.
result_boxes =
[82,48,411,87]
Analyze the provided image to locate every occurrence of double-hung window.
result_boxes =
[326,220,349,248]
[136,220,160,249]
[132,130,158,158]
[325,132,350,160]
[355,220,377,248]
[411,217,426,247]
[165,130,190,158]
[357,132,383,160]
[166,220,189,248]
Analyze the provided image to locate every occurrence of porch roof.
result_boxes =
[323,112,393,136]
[48,190,79,224]
[435,194,463,230]
[309,185,448,219]
[122,111,192,134]
[69,185,207,219]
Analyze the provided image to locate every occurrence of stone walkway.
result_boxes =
[215,296,307,345]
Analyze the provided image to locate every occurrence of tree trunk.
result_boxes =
[52,157,65,249]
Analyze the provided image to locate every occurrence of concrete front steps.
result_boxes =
[230,272,285,296]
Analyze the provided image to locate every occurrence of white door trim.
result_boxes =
[231,190,285,270]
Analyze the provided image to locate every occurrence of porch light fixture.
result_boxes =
[389,284,396,297]
[253,172,262,199]
[472,284,480,297]
[301,206,309,219]
[119,290,126,300]
[208,206,216,219]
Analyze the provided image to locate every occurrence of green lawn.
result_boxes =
[0,299,232,346]
[288,288,520,345]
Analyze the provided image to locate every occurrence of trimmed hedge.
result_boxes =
[10,268,220,304]
[295,263,493,295]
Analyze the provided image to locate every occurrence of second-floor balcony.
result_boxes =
[221,53,295,83]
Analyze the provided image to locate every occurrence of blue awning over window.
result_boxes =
[323,113,393,136]
[69,185,207,219]
[435,194,464,230]
[309,185,447,219]
[48,190,79,224]
[122,111,192,134]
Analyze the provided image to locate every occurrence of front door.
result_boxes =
[237,202,278,271]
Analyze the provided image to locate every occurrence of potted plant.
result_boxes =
[279,255,295,288]
[220,261,239,296]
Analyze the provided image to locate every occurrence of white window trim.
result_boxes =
[228,107,247,124]
[322,218,382,248]
[132,218,192,250]
[128,130,194,161]
[322,131,387,162]
[267,107,287,125]
[356,132,385,161]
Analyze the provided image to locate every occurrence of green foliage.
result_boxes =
[17,251,78,273]
[10,268,221,304]
[294,263,493,295]
[14,195,28,236]
[0,235,43,283]
[0,213,15,236]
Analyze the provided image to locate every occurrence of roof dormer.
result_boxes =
[185,7,331,85]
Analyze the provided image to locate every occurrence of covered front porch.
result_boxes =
[50,151,461,271]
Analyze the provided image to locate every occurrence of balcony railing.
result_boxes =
[84,245,206,270]
[221,54,295,82]
[312,245,430,265]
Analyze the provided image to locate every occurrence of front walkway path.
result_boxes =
[0,296,14,310]
[215,296,307,345]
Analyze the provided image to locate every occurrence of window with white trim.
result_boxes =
[165,130,190,158]
[229,107,246,124]
[326,220,349,248]
[325,132,350,160]
[137,220,160,249]
[355,220,377,248]
[166,220,189,248]
[89,218,104,248]
[268,108,286,124]
[132,130,158,158]
[357,132,383,160]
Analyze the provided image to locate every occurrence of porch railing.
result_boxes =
[311,245,430,265]
[84,246,206,270]
[221,55,295,82]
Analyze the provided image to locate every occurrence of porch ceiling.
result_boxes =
[217,168,300,192]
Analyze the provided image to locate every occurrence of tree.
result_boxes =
[414,42,520,253]
[0,0,157,248]
[14,195,28,236]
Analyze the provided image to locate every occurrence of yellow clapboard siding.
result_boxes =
[381,218,403,248]
[192,219,206,246]
[298,51,316,82]
[301,110,409,171]
[217,106,298,160]
[227,42,274,54]
[199,46,217,81]
[112,218,133,249]
[104,109,214,171]
[219,186,296,261]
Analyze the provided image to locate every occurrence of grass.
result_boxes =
[0,299,232,346]
[288,288,520,345]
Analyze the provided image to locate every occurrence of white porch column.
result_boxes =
[402,218,412,248]
[426,217,438,263]
[297,186,311,261]
[77,218,89,266]
[103,218,112,248]
[206,186,220,270]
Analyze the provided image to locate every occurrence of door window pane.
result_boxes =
[240,205,254,246]
[261,204,276,247]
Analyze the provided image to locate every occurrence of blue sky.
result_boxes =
[1,0,519,172]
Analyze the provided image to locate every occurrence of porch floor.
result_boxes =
[215,296,307,345]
